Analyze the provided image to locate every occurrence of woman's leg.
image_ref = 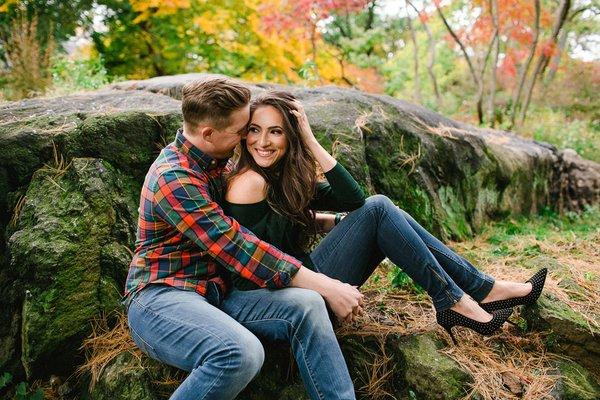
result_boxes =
[397,208,495,302]
[311,195,473,311]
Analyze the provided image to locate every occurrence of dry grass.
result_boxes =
[354,337,397,400]
[8,194,26,229]
[77,311,140,391]
[39,141,73,182]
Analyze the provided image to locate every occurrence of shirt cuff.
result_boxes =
[266,259,302,289]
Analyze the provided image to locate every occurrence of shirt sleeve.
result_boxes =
[153,168,302,289]
[310,162,366,211]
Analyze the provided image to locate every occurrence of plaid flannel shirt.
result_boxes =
[124,129,302,303]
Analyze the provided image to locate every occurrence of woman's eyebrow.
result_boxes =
[248,123,283,130]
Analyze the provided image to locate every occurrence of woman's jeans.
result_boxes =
[127,284,355,400]
[311,194,494,311]
[127,195,494,400]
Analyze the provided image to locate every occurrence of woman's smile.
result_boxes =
[255,148,276,158]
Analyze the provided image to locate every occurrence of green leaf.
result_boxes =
[0,372,12,389]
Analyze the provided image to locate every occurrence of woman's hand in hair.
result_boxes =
[290,100,337,173]
[290,100,317,145]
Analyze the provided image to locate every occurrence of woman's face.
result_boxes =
[246,105,289,168]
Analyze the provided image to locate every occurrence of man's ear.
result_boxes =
[199,126,215,143]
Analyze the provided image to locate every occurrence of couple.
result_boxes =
[123,77,547,399]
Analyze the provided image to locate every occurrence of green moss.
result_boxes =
[556,361,600,400]
[396,334,472,399]
[9,158,138,378]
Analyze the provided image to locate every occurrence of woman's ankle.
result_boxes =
[450,295,492,323]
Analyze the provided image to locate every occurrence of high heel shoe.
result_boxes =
[480,268,548,313]
[437,308,513,345]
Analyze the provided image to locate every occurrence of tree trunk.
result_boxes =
[546,26,569,83]
[407,0,441,105]
[487,0,500,127]
[435,3,484,122]
[406,3,422,104]
[519,0,571,125]
[510,0,540,129]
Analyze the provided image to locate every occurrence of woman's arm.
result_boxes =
[315,212,345,233]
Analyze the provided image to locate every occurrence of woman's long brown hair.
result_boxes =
[227,91,319,250]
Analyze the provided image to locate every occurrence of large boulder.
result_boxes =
[4,158,138,378]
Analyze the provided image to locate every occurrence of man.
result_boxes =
[124,77,363,399]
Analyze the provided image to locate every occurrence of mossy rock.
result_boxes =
[89,351,185,400]
[86,331,472,399]
[113,74,596,239]
[5,158,139,378]
[394,333,473,399]
[552,360,600,400]
[523,295,600,377]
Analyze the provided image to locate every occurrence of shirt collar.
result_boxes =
[174,129,227,170]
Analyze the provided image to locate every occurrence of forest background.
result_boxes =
[0,0,598,163]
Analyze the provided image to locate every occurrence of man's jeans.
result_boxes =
[127,195,494,399]
[127,284,355,400]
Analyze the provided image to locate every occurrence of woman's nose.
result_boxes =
[257,132,270,147]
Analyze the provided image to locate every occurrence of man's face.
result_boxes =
[211,105,250,159]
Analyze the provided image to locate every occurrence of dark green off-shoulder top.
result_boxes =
[222,162,366,290]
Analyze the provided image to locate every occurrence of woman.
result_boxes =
[223,91,547,344]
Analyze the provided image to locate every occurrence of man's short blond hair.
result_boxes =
[182,77,251,130]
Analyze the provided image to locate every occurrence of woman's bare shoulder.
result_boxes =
[226,169,267,203]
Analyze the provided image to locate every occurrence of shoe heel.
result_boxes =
[443,326,458,345]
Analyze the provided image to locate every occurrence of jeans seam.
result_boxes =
[243,318,326,400]
[426,243,493,292]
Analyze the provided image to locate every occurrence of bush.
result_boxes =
[50,55,109,94]
[2,12,54,100]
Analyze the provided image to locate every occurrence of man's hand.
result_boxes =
[290,267,363,323]
[322,279,364,323]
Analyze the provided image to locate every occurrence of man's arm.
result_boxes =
[154,168,301,289]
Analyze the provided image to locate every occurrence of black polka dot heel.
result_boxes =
[436,307,513,345]
[480,268,548,313]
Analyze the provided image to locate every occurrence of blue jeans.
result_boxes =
[127,284,355,400]
[311,195,494,311]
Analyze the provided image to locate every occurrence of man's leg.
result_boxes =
[221,287,356,400]
[127,284,265,400]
